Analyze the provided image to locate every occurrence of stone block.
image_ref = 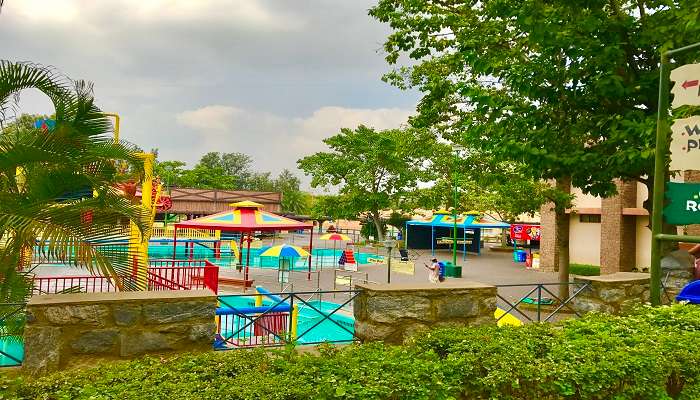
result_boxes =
[112,304,140,326]
[70,329,119,354]
[401,322,429,343]
[44,304,110,327]
[142,301,215,324]
[435,295,480,319]
[189,322,216,342]
[365,295,431,324]
[23,326,61,376]
[598,287,626,303]
[120,331,176,357]
[354,320,396,342]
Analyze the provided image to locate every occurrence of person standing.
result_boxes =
[424,258,441,283]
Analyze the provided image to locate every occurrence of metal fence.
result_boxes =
[0,302,26,367]
[215,289,358,349]
[495,282,590,324]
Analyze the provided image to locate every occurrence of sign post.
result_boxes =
[650,42,700,306]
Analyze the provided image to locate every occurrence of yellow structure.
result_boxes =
[494,308,523,327]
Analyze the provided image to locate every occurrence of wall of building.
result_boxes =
[569,214,601,266]
[636,216,652,269]
[570,187,601,209]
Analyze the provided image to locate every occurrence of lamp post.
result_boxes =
[383,239,396,283]
[452,145,464,267]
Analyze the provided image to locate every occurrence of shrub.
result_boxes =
[569,264,600,276]
[6,304,700,399]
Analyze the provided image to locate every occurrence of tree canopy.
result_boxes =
[154,152,309,214]
[298,125,435,241]
[370,0,700,201]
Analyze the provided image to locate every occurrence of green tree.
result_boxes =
[0,62,148,316]
[370,0,700,288]
[298,125,434,241]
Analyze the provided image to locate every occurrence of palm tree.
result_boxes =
[0,61,149,318]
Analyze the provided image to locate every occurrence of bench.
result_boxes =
[218,276,255,288]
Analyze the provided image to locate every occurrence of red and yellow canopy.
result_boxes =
[174,201,313,232]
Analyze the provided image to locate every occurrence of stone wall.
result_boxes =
[353,281,496,344]
[661,250,696,299]
[570,272,650,314]
[24,290,216,376]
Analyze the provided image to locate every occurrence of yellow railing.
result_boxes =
[151,226,221,240]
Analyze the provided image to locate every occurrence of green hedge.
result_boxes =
[569,263,601,276]
[5,304,700,399]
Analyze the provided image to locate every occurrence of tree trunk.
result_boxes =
[642,177,678,255]
[555,177,571,300]
[371,211,384,242]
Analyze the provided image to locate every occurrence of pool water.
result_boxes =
[34,244,383,271]
[0,336,23,367]
[217,295,354,345]
[147,244,383,271]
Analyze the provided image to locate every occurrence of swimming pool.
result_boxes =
[217,294,354,345]
[0,336,23,367]
[33,243,384,271]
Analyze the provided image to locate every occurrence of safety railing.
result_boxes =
[0,302,26,367]
[494,282,590,324]
[215,288,358,349]
[32,259,219,295]
[151,226,220,239]
[32,275,118,295]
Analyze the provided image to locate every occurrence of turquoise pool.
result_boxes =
[146,243,383,271]
[34,244,384,271]
[0,336,23,367]
[217,295,354,345]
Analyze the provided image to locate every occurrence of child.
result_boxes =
[424,258,441,283]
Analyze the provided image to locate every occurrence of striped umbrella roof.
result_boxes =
[319,233,351,241]
[174,201,313,231]
[259,244,310,258]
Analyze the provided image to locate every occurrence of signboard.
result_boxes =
[670,116,700,171]
[671,63,700,109]
[663,182,700,225]
[391,261,415,275]
[510,224,541,241]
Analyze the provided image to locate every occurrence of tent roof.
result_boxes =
[175,202,313,231]
[406,214,510,229]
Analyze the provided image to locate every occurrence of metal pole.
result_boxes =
[387,247,392,283]
[453,154,458,267]
[650,53,670,306]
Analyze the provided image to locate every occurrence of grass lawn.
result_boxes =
[569,263,600,276]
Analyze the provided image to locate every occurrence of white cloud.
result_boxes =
[174,104,413,188]
[6,0,304,31]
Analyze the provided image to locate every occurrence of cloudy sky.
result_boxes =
[0,0,418,188]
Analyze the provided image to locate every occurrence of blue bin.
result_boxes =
[513,250,527,263]
[677,280,700,304]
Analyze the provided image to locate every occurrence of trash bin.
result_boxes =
[443,262,462,278]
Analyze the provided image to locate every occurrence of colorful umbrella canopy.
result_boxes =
[319,233,351,241]
[175,201,313,231]
[259,244,310,258]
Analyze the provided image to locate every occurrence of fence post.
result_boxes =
[536,285,542,322]
[203,263,219,294]
[289,295,297,342]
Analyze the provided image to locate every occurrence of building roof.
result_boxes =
[161,187,281,214]
[406,214,510,229]
[175,201,312,231]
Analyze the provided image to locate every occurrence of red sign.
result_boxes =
[510,224,541,241]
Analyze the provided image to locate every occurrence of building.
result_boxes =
[538,173,700,275]
[158,188,281,219]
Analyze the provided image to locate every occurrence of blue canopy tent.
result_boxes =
[405,212,511,259]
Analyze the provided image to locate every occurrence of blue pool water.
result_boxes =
[0,336,23,367]
[217,295,354,345]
